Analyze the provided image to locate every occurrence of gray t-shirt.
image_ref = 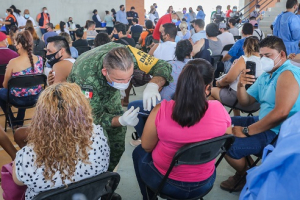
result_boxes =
[229,27,240,37]
[208,38,223,56]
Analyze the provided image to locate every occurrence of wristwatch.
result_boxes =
[242,127,251,137]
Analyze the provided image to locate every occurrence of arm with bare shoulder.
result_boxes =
[148,43,159,56]
[52,60,73,84]
[3,59,14,88]
[192,38,204,57]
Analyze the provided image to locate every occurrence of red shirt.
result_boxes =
[153,14,172,40]
[226,10,232,18]
[0,47,18,87]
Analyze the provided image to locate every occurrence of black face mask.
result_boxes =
[46,50,62,67]
[160,34,165,42]
[69,20,73,23]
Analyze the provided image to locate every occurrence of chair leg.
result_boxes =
[229,173,246,193]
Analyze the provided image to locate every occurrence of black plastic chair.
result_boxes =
[211,55,223,71]
[75,46,92,55]
[132,32,142,44]
[87,40,95,47]
[0,64,7,75]
[147,134,235,200]
[221,44,234,53]
[32,172,120,200]
[224,99,260,117]
[234,36,242,41]
[5,74,47,133]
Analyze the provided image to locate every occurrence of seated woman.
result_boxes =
[0,30,43,128]
[12,82,110,199]
[72,28,88,47]
[133,59,231,200]
[55,21,70,35]
[26,26,46,57]
[129,39,193,147]
[59,32,78,59]
[209,36,263,116]
[25,19,34,29]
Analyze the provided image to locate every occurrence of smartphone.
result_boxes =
[245,61,256,90]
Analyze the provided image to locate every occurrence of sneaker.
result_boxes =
[130,139,141,147]
[220,173,246,192]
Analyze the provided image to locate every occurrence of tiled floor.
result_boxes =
[0,86,251,200]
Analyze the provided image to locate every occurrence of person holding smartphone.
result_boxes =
[209,36,263,116]
[220,36,300,191]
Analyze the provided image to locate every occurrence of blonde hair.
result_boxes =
[27,82,94,184]
[59,32,73,45]
[179,21,188,36]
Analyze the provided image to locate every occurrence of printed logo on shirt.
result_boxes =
[81,85,93,99]
[127,45,159,74]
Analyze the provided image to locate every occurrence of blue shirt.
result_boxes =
[247,60,300,134]
[131,24,143,34]
[228,38,245,62]
[196,10,206,20]
[273,11,300,55]
[70,46,78,59]
[116,10,128,24]
[160,59,190,101]
[191,30,207,43]
[43,31,58,45]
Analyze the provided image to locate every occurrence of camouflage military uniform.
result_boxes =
[68,42,173,171]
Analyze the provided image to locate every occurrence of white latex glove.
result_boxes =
[118,106,140,127]
[143,83,161,111]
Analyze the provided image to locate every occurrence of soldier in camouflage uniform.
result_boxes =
[68,42,173,171]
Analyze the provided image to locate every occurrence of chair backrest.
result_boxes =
[210,55,223,70]
[32,172,120,200]
[234,36,242,41]
[222,44,234,53]
[0,64,7,75]
[173,134,235,166]
[75,46,92,55]
[7,74,47,90]
[87,40,94,47]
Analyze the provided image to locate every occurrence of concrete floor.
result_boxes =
[114,85,243,200]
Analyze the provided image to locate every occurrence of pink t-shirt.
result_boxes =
[153,100,231,182]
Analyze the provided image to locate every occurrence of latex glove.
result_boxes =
[119,106,140,127]
[143,83,161,111]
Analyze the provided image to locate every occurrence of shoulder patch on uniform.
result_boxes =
[127,45,159,74]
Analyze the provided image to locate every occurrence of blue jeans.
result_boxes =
[227,116,277,159]
[128,100,151,138]
[0,89,39,126]
[40,28,47,35]
[132,145,216,200]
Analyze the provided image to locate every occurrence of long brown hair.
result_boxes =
[27,83,94,184]
[26,26,39,40]
[15,30,34,72]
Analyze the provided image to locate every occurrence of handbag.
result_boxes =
[1,162,27,200]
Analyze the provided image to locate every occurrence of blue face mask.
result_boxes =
[172,19,178,23]
[233,9,237,12]
[155,6,157,8]
[107,72,131,90]
[5,13,8,16]
[24,14,30,19]
[113,34,119,39]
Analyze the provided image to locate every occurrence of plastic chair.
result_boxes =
[0,64,7,76]
[87,40,95,47]
[211,55,223,71]
[32,172,120,200]
[147,134,235,200]
[221,44,234,53]
[223,99,260,117]
[234,36,242,41]
[132,32,142,44]
[75,46,91,55]
[5,74,47,133]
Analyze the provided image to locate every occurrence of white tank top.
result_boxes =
[230,55,263,91]
[64,58,76,64]
[153,41,176,61]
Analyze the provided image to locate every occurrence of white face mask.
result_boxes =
[107,72,131,90]
[255,8,260,12]
[44,10,48,13]
[260,53,282,73]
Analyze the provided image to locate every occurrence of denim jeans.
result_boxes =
[227,116,277,159]
[40,28,47,35]
[0,88,39,126]
[128,100,151,138]
[132,145,216,200]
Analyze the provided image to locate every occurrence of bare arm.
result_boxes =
[111,116,122,127]
[191,39,204,57]
[222,53,232,62]
[83,31,87,40]
[218,57,245,87]
[141,104,160,152]
[148,43,159,56]
[149,76,166,90]
[52,61,73,84]
[248,71,299,135]
[3,60,14,88]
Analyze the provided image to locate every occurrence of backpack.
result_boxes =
[254,29,263,41]
[143,30,154,53]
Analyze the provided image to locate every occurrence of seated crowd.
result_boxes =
[1,1,300,199]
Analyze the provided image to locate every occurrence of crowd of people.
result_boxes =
[1,0,300,200]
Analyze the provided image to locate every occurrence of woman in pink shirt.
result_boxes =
[132,59,232,200]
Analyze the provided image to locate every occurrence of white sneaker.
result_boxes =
[130,139,141,147]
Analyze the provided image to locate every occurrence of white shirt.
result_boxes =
[56,29,70,35]
[96,14,101,22]
[253,29,265,41]
[153,41,176,61]
[13,12,26,28]
[15,124,109,200]
[230,55,263,91]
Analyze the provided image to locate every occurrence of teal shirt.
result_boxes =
[247,60,300,134]
[104,15,114,27]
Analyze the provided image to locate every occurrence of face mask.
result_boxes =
[217,9,221,13]
[172,19,178,23]
[155,6,157,8]
[107,72,131,90]
[183,10,186,14]
[44,10,48,13]
[189,10,192,13]
[69,20,73,23]
[255,8,260,12]
[46,50,62,67]
[260,53,282,73]
[233,9,237,12]
[5,13,8,16]
[160,33,165,42]
[24,14,30,19]
[113,34,119,39]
